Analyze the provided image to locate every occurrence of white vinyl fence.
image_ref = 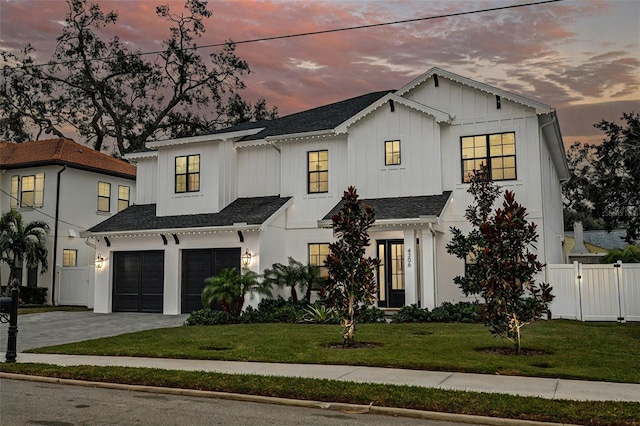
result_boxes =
[57,265,95,308]
[547,262,640,322]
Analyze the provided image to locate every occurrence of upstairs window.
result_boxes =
[308,150,328,193]
[175,155,200,193]
[118,185,130,212]
[97,182,111,212]
[385,140,401,165]
[461,132,516,182]
[15,173,45,208]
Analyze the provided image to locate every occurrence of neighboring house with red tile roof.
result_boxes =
[1,138,136,306]
[86,68,569,315]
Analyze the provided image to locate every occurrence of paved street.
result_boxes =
[1,378,472,426]
[0,311,187,352]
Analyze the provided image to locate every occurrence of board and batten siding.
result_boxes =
[133,156,158,205]
[236,144,281,197]
[347,102,443,199]
[156,140,235,217]
[279,136,348,228]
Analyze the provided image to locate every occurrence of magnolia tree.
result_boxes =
[446,166,554,354]
[324,186,380,347]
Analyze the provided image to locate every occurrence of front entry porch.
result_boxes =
[370,228,438,310]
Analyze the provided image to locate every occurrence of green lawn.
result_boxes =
[26,320,640,383]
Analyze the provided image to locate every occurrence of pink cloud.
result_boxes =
[0,0,638,147]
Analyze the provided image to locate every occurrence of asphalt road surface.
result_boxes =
[1,378,474,426]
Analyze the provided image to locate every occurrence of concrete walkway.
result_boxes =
[9,353,640,403]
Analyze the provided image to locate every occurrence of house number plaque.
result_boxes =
[407,248,412,268]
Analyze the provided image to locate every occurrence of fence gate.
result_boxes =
[548,262,639,322]
[57,265,95,308]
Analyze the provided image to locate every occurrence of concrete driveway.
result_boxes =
[0,311,188,353]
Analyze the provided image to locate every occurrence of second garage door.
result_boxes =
[181,248,241,313]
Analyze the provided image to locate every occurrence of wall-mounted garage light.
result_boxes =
[95,253,105,269]
[241,249,252,267]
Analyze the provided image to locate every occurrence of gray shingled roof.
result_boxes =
[322,192,452,221]
[207,90,394,142]
[566,229,630,251]
[88,196,291,233]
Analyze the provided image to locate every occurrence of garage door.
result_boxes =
[182,248,240,313]
[113,251,164,313]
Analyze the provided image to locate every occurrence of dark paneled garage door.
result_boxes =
[113,251,164,313]
[182,248,240,314]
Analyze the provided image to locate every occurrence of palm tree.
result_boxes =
[262,257,304,303]
[202,268,272,317]
[263,258,324,303]
[298,263,324,303]
[0,210,50,286]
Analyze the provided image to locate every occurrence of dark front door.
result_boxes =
[377,240,405,308]
[113,251,164,313]
[181,248,241,314]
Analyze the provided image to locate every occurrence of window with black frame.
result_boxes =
[461,132,516,182]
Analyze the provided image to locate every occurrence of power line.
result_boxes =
[5,0,564,70]
[0,188,87,230]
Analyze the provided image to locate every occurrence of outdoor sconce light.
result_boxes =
[95,253,105,269]
[241,249,252,267]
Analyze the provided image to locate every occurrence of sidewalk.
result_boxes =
[10,353,640,403]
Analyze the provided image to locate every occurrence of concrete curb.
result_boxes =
[1,372,574,426]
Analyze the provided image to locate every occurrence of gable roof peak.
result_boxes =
[396,67,553,114]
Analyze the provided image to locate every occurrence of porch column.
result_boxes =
[163,245,180,315]
[420,228,437,310]
[93,243,111,314]
[403,229,417,306]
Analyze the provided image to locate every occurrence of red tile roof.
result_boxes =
[0,138,135,179]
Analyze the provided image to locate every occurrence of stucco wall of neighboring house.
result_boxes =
[1,165,135,304]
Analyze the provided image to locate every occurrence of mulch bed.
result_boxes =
[476,347,550,356]
[326,342,383,349]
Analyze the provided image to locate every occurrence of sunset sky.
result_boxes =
[1,0,638,147]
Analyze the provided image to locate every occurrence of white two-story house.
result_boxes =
[1,138,136,306]
[87,67,569,315]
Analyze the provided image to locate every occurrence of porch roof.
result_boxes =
[319,192,452,227]
[86,196,292,235]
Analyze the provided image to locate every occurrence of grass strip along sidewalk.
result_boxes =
[2,363,639,426]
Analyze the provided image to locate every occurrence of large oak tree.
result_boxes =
[563,113,639,243]
[0,0,276,156]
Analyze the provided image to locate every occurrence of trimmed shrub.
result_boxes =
[238,297,309,324]
[184,309,234,326]
[391,304,431,323]
[430,301,480,323]
[356,306,387,323]
[1,286,48,305]
[391,301,481,324]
